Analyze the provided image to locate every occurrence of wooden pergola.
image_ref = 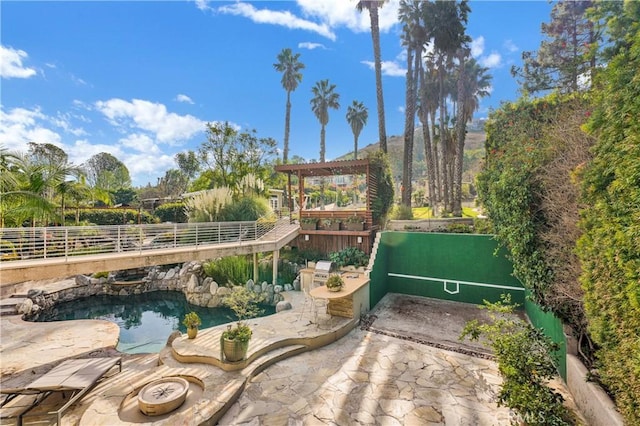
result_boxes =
[274,158,381,254]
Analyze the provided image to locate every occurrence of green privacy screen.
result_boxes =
[370,232,525,308]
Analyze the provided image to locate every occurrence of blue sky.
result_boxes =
[1,1,552,186]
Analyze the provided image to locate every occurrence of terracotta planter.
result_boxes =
[222,338,249,362]
[327,286,343,292]
[187,327,198,339]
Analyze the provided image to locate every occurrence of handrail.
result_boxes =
[0,218,291,263]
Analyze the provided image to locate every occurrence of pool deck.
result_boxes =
[0,286,582,425]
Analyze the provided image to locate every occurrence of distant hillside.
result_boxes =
[337,128,486,186]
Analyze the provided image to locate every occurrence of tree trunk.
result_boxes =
[430,108,440,215]
[369,5,387,153]
[419,73,437,217]
[354,134,359,160]
[438,56,450,214]
[402,45,415,207]
[284,91,291,163]
[320,124,326,210]
[452,52,466,217]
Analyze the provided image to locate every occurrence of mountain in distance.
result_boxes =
[336,127,486,187]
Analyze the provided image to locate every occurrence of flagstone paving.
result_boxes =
[1,287,580,425]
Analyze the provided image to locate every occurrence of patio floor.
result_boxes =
[1,289,580,425]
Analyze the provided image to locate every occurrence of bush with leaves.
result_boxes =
[461,296,574,425]
[368,150,394,225]
[577,18,640,423]
[329,247,368,268]
[203,256,252,287]
[154,202,187,223]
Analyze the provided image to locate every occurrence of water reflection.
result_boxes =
[31,291,275,354]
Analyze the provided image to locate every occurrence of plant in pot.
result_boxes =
[220,286,264,362]
[300,217,318,230]
[345,215,364,231]
[183,311,201,339]
[322,218,341,231]
[325,274,344,292]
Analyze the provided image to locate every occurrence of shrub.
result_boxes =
[329,247,368,268]
[155,202,188,223]
[390,204,413,220]
[203,256,251,286]
[461,296,575,425]
[219,196,271,222]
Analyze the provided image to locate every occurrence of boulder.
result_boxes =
[276,300,292,312]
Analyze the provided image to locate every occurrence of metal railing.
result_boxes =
[0,218,292,262]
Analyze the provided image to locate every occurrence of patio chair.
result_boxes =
[0,357,121,426]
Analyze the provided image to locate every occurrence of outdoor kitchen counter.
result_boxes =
[309,272,370,319]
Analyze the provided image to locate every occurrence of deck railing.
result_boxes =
[0,218,290,262]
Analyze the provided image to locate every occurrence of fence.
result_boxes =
[0,219,284,262]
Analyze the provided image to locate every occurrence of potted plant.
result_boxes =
[221,286,264,362]
[182,311,201,339]
[325,274,344,292]
[345,215,364,231]
[322,218,341,231]
[300,217,318,230]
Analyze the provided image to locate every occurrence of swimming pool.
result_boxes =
[31,291,275,354]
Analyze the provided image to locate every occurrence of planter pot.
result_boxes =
[327,286,343,292]
[222,338,249,362]
[138,377,189,416]
[324,223,340,231]
[187,327,198,339]
[301,222,317,230]
[346,222,364,231]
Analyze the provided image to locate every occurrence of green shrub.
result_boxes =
[390,204,413,220]
[461,296,575,425]
[329,247,368,268]
[203,256,251,286]
[155,202,188,223]
[472,218,494,234]
[64,208,156,225]
[219,196,271,222]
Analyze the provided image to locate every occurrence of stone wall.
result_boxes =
[19,261,301,318]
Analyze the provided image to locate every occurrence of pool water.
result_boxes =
[31,291,275,354]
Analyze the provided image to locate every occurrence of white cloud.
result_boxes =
[175,94,194,104]
[297,0,399,33]
[218,2,336,41]
[94,98,204,144]
[119,133,160,154]
[361,60,406,77]
[194,0,210,11]
[479,52,502,68]
[0,45,37,79]
[470,36,485,58]
[298,42,326,50]
[0,107,62,151]
[503,39,519,53]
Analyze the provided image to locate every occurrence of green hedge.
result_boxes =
[64,209,156,225]
[154,202,188,223]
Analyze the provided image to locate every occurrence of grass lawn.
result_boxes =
[411,207,479,219]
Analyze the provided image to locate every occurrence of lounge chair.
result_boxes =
[0,357,121,425]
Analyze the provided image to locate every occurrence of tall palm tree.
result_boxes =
[346,100,368,160]
[425,0,470,213]
[452,57,492,215]
[357,0,388,153]
[310,79,340,163]
[399,0,426,207]
[273,48,305,163]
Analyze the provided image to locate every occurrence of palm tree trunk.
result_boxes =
[453,52,466,217]
[369,5,387,153]
[419,75,437,217]
[284,91,291,163]
[438,56,449,214]
[320,124,326,209]
[402,45,415,207]
[430,108,440,213]
[354,135,359,160]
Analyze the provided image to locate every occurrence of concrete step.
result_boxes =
[0,296,27,316]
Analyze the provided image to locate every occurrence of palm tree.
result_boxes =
[452,57,492,215]
[346,101,368,160]
[425,0,470,213]
[310,79,340,163]
[356,0,388,153]
[273,48,305,163]
[399,0,426,207]
[418,60,440,215]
